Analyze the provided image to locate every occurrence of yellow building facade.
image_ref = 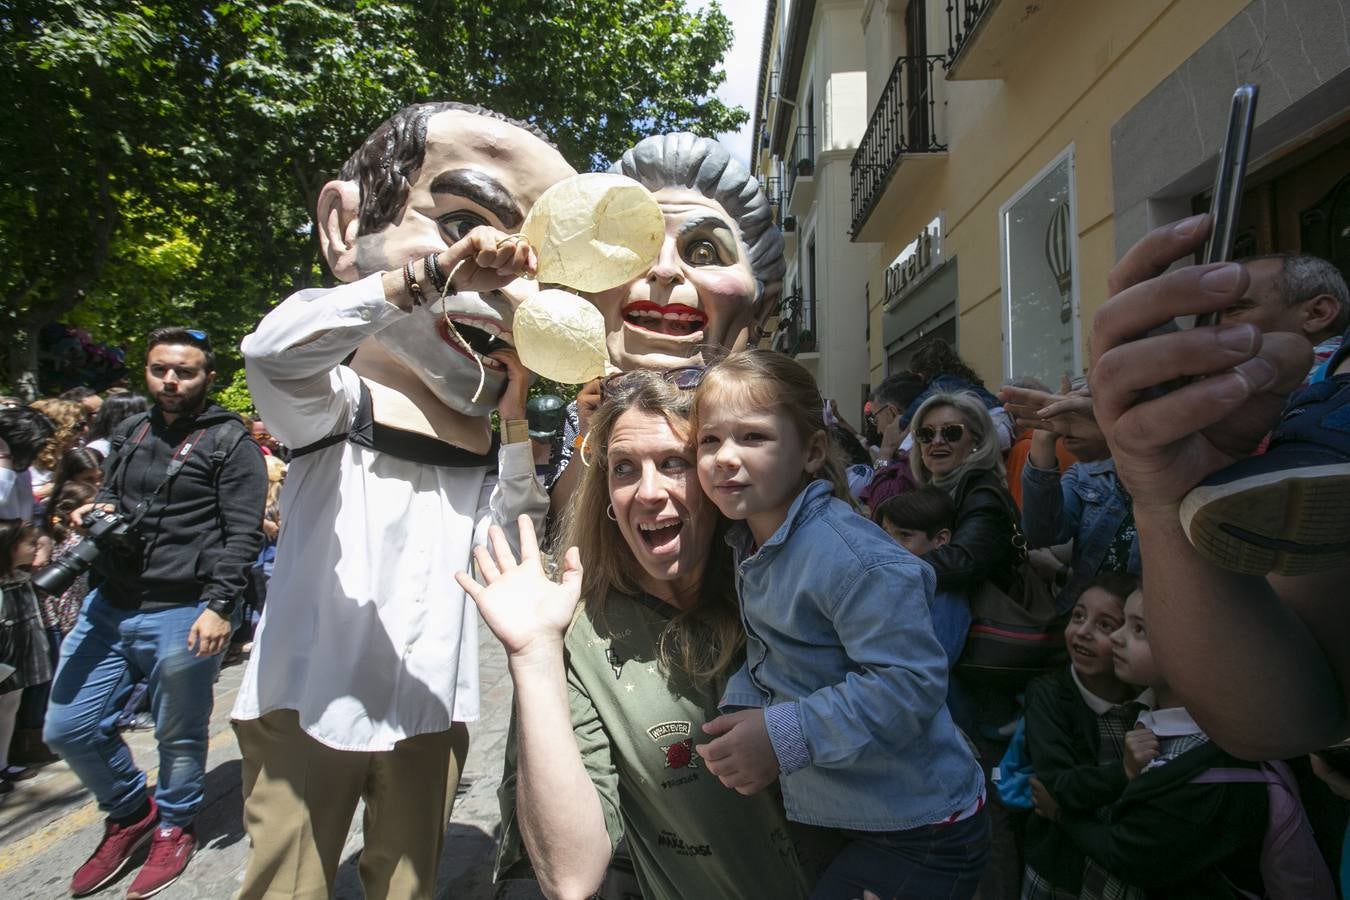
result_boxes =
[756,0,1350,393]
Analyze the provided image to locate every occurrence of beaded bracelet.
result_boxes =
[424,253,448,293]
[403,259,424,307]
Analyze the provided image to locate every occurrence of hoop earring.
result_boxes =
[606,504,617,522]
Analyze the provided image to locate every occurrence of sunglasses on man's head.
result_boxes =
[915,423,967,445]
[599,366,706,402]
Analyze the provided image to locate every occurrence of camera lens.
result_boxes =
[31,539,101,597]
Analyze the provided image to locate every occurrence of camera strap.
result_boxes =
[121,426,208,530]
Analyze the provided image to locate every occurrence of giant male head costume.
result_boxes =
[587,133,785,371]
[316,101,576,417]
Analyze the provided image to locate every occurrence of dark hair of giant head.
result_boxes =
[872,485,957,535]
[0,406,56,470]
[339,101,555,237]
[910,339,982,387]
[145,327,215,373]
[86,393,149,446]
[1076,571,1140,607]
[0,518,39,577]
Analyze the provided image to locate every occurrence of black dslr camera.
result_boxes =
[32,507,142,597]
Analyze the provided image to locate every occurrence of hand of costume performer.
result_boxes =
[489,347,530,423]
[1088,214,1311,514]
[999,386,1102,443]
[437,225,538,296]
[696,709,781,795]
[455,515,582,663]
[187,609,231,657]
[1123,726,1160,779]
[1029,775,1063,821]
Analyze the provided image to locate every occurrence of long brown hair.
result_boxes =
[692,349,858,508]
[558,370,743,684]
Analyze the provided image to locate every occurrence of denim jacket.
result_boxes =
[721,479,985,830]
[1021,458,1140,608]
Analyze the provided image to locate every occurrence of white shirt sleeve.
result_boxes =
[474,440,549,560]
[241,275,405,450]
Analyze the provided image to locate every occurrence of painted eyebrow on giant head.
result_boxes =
[428,169,525,231]
[676,214,740,260]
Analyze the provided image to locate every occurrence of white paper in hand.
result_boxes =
[520,173,664,293]
[514,289,609,384]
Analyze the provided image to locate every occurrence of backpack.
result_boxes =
[993,716,1034,809]
[1192,760,1335,900]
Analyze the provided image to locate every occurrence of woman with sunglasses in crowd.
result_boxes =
[908,391,1026,900]
[460,369,829,900]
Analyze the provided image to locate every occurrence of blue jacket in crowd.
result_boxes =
[1021,457,1140,609]
[720,479,984,831]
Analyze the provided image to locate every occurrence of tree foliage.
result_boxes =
[0,0,745,396]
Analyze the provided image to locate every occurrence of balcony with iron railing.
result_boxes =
[849,54,949,241]
[945,0,1061,80]
[784,124,816,216]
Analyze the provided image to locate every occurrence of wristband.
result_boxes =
[402,259,424,307]
[423,253,448,293]
[206,597,236,617]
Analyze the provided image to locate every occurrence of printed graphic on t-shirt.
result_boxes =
[649,720,702,788]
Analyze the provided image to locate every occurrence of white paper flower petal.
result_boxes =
[521,173,664,293]
[514,289,609,384]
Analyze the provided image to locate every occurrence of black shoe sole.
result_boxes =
[1181,464,1350,575]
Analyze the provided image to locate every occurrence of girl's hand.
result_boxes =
[454,515,582,663]
[1029,776,1063,821]
[696,709,781,795]
[1124,726,1160,779]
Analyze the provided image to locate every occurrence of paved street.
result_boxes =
[0,621,535,899]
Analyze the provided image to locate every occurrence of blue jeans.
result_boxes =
[810,808,991,900]
[43,589,232,827]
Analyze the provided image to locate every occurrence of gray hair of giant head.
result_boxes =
[610,133,785,314]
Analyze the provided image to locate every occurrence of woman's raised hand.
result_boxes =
[455,515,583,662]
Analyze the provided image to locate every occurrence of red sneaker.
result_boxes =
[70,798,158,896]
[124,824,196,899]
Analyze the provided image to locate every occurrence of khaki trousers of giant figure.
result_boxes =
[233,709,470,900]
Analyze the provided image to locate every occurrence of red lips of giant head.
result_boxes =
[621,301,708,338]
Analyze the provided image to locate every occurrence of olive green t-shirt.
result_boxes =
[496,591,828,900]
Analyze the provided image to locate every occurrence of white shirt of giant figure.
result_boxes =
[232,105,575,751]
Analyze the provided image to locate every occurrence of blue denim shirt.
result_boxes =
[721,480,985,830]
[1021,458,1140,609]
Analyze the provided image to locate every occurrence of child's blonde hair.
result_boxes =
[692,349,857,508]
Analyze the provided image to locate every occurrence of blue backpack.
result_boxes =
[993,717,1034,809]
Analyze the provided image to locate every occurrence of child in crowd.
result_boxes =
[0,518,54,790]
[692,349,989,900]
[1059,587,1271,898]
[873,487,970,670]
[41,481,98,640]
[1020,572,1141,899]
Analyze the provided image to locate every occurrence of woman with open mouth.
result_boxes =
[458,369,828,900]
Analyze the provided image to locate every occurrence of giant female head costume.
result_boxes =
[589,133,785,371]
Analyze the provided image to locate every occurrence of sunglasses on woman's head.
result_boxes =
[599,366,706,402]
[915,423,966,445]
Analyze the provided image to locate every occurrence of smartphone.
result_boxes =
[1192,83,1259,329]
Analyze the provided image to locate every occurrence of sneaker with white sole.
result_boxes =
[1181,372,1350,575]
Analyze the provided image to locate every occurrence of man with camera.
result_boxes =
[41,327,266,899]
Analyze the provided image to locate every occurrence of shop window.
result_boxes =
[1000,148,1080,384]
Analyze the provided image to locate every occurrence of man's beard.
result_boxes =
[157,382,209,415]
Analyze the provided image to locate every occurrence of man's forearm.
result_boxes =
[1134,506,1346,758]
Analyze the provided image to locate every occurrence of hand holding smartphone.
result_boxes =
[1191,83,1259,329]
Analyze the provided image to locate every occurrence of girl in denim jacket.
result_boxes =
[692,349,989,899]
